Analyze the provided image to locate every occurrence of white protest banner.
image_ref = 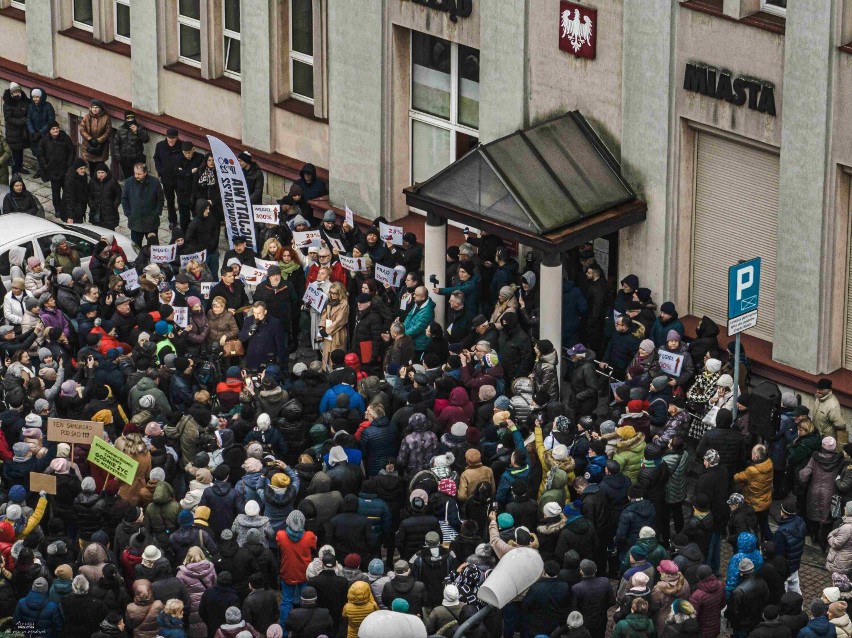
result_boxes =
[120,269,139,291]
[150,244,177,264]
[344,204,354,228]
[302,283,327,313]
[200,282,214,300]
[657,350,685,378]
[293,230,322,248]
[253,205,280,224]
[255,258,277,273]
[239,265,266,287]
[379,222,404,246]
[207,135,257,250]
[180,250,207,268]
[172,306,188,328]
[328,238,346,253]
[375,263,405,288]
[338,254,367,272]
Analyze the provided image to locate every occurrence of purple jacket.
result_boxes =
[40,306,70,337]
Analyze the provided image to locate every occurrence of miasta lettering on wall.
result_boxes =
[406,0,473,22]
[683,63,776,116]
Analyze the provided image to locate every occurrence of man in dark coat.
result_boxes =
[582,263,610,354]
[210,266,250,312]
[294,162,328,201]
[381,560,428,617]
[521,561,572,638]
[725,558,768,637]
[748,605,792,638]
[695,449,732,574]
[174,141,205,231]
[326,494,373,559]
[284,585,333,638]
[241,573,279,635]
[199,465,247,535]
[252,266,297,354]
[697,408,745,477]
[497,312,534,384]
[350,294,385,369]
[307,554,349,636]
[570,560,615,638]
[121,163,165,247]
[237,151,264,205]
[112,110,149,179]
[39,122,75,217]
[88,164,122,229]
[153,127,182,227]
[3,84,30,175]
[198,571,240,638]
[239,301,287,370]
[359,407,398,477]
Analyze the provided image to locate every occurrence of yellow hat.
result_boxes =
[616,425,636,439]
[272,472,291,488]
[193,505,211,525]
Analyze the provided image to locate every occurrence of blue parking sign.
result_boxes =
[727,258,760,334]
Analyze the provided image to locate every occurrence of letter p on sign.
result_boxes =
[736,266,753,300]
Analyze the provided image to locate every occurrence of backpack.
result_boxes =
[748,380,781,440]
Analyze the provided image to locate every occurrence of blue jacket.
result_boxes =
[319,383,365,414]
[585,455,607,483]
[170,372,197,413]
[358,491,392,546]
[615,498,656,548]
[359,416,399,477]
[14,591,63,638]
[26,89,56,138]
[495,429,529,504]
[243,427,288,460]
[561,279,588,339]
[726,532,764,598]
[773,514,806,573]
[403,298,435,352]
[262,467,300,531]
[235,471,268,505]
[650,317,685,348]
[798,616,838,638]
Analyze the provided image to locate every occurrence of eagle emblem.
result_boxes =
[560,8,593,53]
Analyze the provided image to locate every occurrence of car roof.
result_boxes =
[0,214,69,246]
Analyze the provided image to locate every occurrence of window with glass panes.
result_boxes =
[73,0,93,31]
[9,0,25,11]
[761,0,786,15]
[409,31,479,185]
[290,0,314,103]
[178,0,202,67]
[115,0,131,44]
[223,0,241,79]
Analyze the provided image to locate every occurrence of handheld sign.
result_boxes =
[172,306,188,328]
[29,472,56,495]
[150,244,177,264]
[293,230,322,249]
[302,283,327,313]
[200,282,213,300]
[375,263,404,287]
[657,350,685,378]
[180,250,207,268]
[253,205,280,224]
[120,269,139,291]
[328,238,346,253]
[47,418,104,445]
[255,258,277,273]
[87,436,139,485]
[379,222,404,246]
[339,255,367,272]
[344,204,354,228]
[239,265,266,287]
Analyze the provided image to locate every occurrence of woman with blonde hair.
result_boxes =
[261,237,283,261]
[318,281,349,369]
[183,258,214,284]
[207,295,239,346]
[117,432,152,507]
[176,546,216,637]
[157,598,188,638]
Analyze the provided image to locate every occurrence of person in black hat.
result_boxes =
[772,496,806,595]
[253,264,296,356]
[173,139,204,232]
[223,234,258,269]
[397,231,423,276]
[350,292,384,369]
[813,377,846,443]
[237,151,264,205]
[154,127,182,226]
[114,109,149,180]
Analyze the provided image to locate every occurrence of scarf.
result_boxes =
[286,526,304,543]
[279,260,301,277]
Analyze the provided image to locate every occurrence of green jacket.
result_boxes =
[613,434,647,484]
[403,297,435,351]
[635,536,668,567]
[128,376,172,418]
[0,135,10,185]
[787,430,821,473]
[613,613,657,638]
[537,468,569,516]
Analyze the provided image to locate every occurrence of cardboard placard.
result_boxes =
[255,258,277,273]
[150,244,177,263]
[47,418,104,445]
[339,254,368,272]
[374,263,405,287]
[172,306,188,328]
[200,282,214,300]
[344,204,354,228]
[379,222,404,246]
[239,265,265,287]
[87,436,139,485]
[120,269,139,291]
[328,238,346,253]
[253,204,280,224]
[180,250,207,268]
[657,350,685,378]
[293,230,323,249]
[302,282,328,314]
[29,472,56,495]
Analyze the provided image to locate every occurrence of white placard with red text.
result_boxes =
[253,205,280,224]
[150,244,177,263]
[378,222,404,246]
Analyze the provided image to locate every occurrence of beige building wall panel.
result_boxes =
[160,70,241,140]
[388,0,480,48]
[0,18,26,65]
[54,36,131,103]
[272,108,329,171]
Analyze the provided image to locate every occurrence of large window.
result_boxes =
[114,0,131,44]
[73,0,94,31]
[178,0,202,67]
[761,0,786,16]
[223,0,241,79]
[410,31,479,184]
[290,0,314,103]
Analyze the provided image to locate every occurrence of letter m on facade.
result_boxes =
[683,63,709,95]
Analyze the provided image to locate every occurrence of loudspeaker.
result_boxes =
[748,380,781,440]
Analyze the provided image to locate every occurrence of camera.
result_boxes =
[429,274,439,286]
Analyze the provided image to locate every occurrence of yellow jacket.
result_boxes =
[16,496,47,540]
[734,458,774,512]
[533,425,575,498]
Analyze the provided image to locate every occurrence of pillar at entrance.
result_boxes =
[539,252,563,360]
[424,212,447,325]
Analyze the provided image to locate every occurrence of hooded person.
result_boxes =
[275,509,318,624]
[341,580,378,638]
[232,499,275,548]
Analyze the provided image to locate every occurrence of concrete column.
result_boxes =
[425,212,447,324]
[131,0,162,114]
[539,252,563,359]
[328,0,384,217]
[773,1,834,372]
[478,0,526,143]
[26,0,58,78]
[240,0,273,151]
[619,0,674,297]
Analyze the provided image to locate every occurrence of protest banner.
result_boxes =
[208,135,257,250]
[120,269,139,291]
[657,350,685,378]
[200,282,214,299]
[173,306,188,328]
[253,205,280,224]
[150,244,177,264]
[339,254,367,272]
[293,230,323,248]
[344,204,354,228]
[375,263,404,287]
[29,473,56,495]
[180,250,207,268]
[302,282,328,313]
[379,222,404,246]
[47,418,104,445]
[87,436,139,485]
[255,258,277,273]
[239,265,266,286]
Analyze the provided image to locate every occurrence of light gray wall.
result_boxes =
[130,0,162,114]
[26,0,57,79]
[240,0,273,152]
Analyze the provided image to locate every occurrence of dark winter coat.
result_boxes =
[39,130,76,180]
[521,577,571,637]
[2,177,42,216]
[154,138,183,184]
[797,615,837,638]
[113,120,149,163]
[571,576,616,634]
[242,162,264,205]
[773,514,807,573]
[27,90,55,140]
[185,202,221,253]
[697,421,745,475]
[381,573,427,617]
[122,173,165,233]
[199,480,246,536]
[60,591,107,638]
[695,463,731,533]
[726,574,768,632]
[359,415,398,477]
[688,574,725,638]
[688,315,721,364]
[2,89,29,151]
[13,590,62,638]
[88,169,122,228]
[174,151,205,205]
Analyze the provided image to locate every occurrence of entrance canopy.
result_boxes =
[404,111,646,251]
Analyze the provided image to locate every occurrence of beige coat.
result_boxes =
[814,391,846,442]
[457,463,495,503]
[320,300,349,369]
[80,111,112,162]
[827,517,852,574]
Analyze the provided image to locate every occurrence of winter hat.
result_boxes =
[651,376,669,392]
[11,442,29,460]
[344,553,361,569]
[450,422,468,438]
[5,505,22,521]
[245,500,260,517]
[616,425,636,439]
[640,526,656,539]
[81,477,96,493]
[566,611,584,629]
[368,559,384,576]
[328,446,348,465]
[716,374,734,389]
[225,607,242,623]
[139,394,156,410]
[639,339,655,353]
[149,467,166,482]
[696,565,713,581]
[286,510,305,533]
[391,598,410,613]
[630,572,649,588]
[494,395,511,410]
[479,385,496,401]
[781,392,798,408]
[220,529,234,541]
[242,458,263,473]
[393,559,411,575]
[142,545,161,563]
[266,626,284,638]
[824,587,842,603]
[271,473,291,488]
[738,558,755,574]
[543,502,563,518]
[24,413,41,429]
[703,449,720,466]
[552,444,569,461]
[829,601,848,618]
[705,358,722,373]
[442,584,460,606]
[60,380,78,397]
[145,422,164,437]
[824,437,837,452]
[629,545,648,560]
[666,329,681,342]
[32,577,48,594]
[54,564,73,581]
[8,485,26,503]
[657,560,678,575]
[177,510,194,527]
[554,415,572,433]
[497,513,514,530]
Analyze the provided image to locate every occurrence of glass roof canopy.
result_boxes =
[405,111,646,249]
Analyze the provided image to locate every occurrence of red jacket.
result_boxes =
[276,529,317,585]
[307,261,347,286]
[0,430,12,462]
[689,575,725,638]
[0,521,15,570]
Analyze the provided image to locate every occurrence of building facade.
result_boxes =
[2,0,852,403]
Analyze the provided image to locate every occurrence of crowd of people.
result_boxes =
[0,80,851,638]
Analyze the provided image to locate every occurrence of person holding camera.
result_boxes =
[80,99,111,175]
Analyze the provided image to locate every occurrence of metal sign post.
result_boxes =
[727,257,761,421]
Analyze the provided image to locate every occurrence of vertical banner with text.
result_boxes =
[207,135,257,251]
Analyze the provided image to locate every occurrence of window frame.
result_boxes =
[114,0,131,45]
[9,0,25,11]
[72,0,94,32]
[222,0,241,80]
[177,0,202,68]
[760,0,786,16]
[408,34,479,186]
[289,0,315,104]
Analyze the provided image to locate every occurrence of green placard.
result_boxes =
[87,436,139,485]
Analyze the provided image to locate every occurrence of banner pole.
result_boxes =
[731,333,741,421]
